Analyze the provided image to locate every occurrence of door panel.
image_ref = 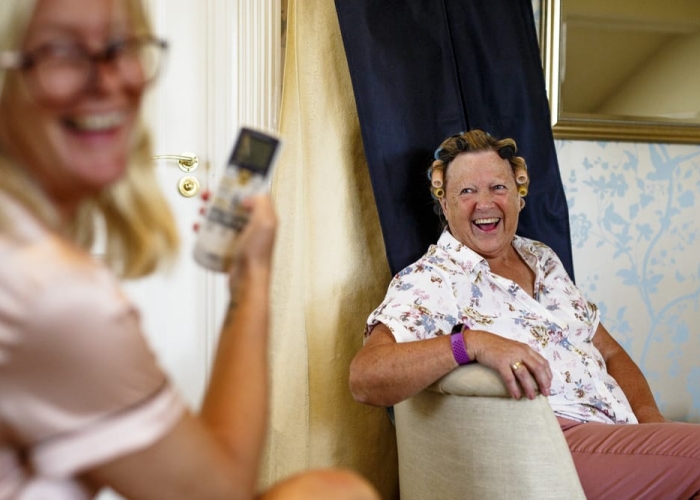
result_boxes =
[97,1,280,497]
[122,0,211,410]
[96,2,212,498]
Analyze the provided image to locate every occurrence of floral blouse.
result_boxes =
[367,230,637,424]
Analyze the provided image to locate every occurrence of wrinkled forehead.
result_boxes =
[444,150,514,183]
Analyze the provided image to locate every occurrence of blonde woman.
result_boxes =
[0,1,379,499]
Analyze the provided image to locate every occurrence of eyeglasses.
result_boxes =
[0,36,168,106]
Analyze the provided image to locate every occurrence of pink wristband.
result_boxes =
[450,326,472,365]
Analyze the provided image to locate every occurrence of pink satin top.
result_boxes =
[0,196,186,499]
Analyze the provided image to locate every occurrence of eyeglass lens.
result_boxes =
[25,38,165,105]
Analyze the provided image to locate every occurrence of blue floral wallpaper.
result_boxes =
[559,141,700,422]
[532,0,700,422]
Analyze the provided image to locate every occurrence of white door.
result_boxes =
[99,1,281,497]
[122,0,213,411]
[126,0,281,406]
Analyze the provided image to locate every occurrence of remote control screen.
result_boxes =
[230,130,279,173]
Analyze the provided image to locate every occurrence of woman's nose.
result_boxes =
[89,59,131,96]
[474,190,495,207]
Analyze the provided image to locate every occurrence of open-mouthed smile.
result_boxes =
[473,217,501,231]
[63,111,126,132]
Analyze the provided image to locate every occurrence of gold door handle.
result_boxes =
[153,152,199,172]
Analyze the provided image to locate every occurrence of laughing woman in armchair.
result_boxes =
[350,129,700,499]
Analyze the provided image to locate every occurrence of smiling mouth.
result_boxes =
[473,217,501,231]
[64,111,126,132]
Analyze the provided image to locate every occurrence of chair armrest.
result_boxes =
[427,362,510,397]
[394,364,586,500]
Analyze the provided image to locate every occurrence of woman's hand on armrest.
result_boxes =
[463,329,552,400]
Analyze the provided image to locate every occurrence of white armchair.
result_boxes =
[394,364,586,499]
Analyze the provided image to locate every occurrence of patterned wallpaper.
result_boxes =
[531,1,700,422]
[559,141,700,422]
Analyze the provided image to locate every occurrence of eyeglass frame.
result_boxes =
[0,35,169,105]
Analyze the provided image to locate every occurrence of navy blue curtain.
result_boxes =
[334,0,575,281]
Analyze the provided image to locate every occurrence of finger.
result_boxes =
[246,195,277,229]
[512,363,540,400]
[526,355,552,395]
[513,346,551,395]
[500,367,523,400]
[239,192,269,211]
[533,366,552,396]
[233,195,277,259]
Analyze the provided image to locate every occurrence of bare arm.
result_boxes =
[592,322,666,423]
[199,252,273,490]
[84,195,277,499]
[349,323,458,407]
[349,323,552,407]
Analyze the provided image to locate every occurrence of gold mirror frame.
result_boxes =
[540,0,700,144]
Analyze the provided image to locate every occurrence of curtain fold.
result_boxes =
[334,0,575,280]
[262,0,399,497]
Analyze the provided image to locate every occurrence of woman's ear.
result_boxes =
[439,196,449,220]
[519,197,526,211]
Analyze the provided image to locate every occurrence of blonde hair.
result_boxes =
[0,1,35,96]
[0,0,179,279]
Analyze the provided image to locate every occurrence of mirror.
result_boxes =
[541,0,700,143]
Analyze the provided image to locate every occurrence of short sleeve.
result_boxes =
[366,259,461,343]
[0,254,186,479]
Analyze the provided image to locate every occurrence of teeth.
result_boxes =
[474,218,500,224]
[69,112,124,131]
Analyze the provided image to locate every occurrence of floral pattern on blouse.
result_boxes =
[366,230,637,425]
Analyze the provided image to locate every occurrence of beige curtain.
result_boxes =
[262,0,399,498]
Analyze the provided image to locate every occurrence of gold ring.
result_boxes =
[511,361,523,371]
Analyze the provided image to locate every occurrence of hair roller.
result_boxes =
[518,185,528,197]
[514,168,528,186]
[437,149,452,163]
[433,187,445,199]
[431,167,444,188]
[498,145,515,159]
[454,137,468,151]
